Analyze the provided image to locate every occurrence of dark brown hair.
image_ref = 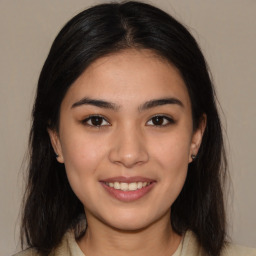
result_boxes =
[21,2,227,255]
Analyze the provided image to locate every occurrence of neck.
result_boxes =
[77,211,182,256]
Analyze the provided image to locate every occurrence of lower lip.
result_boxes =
[101,182,155,202]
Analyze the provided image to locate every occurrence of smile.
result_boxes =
[100,176,156,202]
[104,181,151,191]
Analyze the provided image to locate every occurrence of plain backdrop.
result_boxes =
[0,1,255,255]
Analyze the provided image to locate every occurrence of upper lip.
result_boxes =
[100,176,156,183]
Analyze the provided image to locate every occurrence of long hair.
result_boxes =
[21,2,227,255]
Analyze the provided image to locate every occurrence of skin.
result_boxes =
[49,49,206,256]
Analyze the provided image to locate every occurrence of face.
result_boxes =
[49,49,205,231]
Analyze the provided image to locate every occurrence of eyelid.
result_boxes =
[146,114,175,126]
[81,114,175,128]
[82,114,111,127]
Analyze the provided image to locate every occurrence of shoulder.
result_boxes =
[221,243,256,256]
[13,230,84,256]
[179,230,205,255]
[180,230,256,256]
[12,248,40,256]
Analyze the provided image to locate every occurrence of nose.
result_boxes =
[108,125,149,168]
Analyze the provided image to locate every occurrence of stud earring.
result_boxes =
[191,154,197,161]
[55,153,59,158]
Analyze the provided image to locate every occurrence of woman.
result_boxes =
[16,1,256,256]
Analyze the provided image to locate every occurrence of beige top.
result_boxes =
[14,230,256,256]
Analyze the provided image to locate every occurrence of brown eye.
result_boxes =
[83,115,110,127]
[146,115,174,126]
[152,116,164,125]
[91,116,103,126]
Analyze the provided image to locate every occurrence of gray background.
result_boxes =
[0,1,255,255]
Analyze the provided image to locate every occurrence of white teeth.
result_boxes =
[128,182,137,191]
[114,182,120,189]
[120,183,129,191]
[106,181,151,191]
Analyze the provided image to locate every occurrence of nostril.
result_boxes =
[108,145,149,168]
[108,128,149,167]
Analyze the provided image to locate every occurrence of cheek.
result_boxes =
[60,131,107,188]
[150,128,192,170]
[149,128,191,201]
[60,134,109,207]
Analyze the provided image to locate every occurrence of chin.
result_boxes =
[106,219,152,232]
[100,209,167,232]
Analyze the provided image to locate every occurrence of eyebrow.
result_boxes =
[139,98,184,111]
[71,97,183,111]
[71,97,120,110]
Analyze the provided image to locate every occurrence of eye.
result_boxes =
[146,115,174,126]
[83,115,110,127]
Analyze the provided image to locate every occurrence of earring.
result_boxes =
[191,154,197,161]
[55,153,59,158]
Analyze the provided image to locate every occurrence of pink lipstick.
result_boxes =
[100,176,156,202]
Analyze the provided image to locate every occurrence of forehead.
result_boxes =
[61,49,191,110]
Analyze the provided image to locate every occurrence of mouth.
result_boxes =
[100,176,156,202]
[103,181,152,191]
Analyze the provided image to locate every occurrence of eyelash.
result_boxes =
[146,115,175,127]
[82,115,110,128]
[82,114,175,128]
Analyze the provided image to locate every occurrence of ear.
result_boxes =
[189,114,207,163]
[47,128,64,163]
